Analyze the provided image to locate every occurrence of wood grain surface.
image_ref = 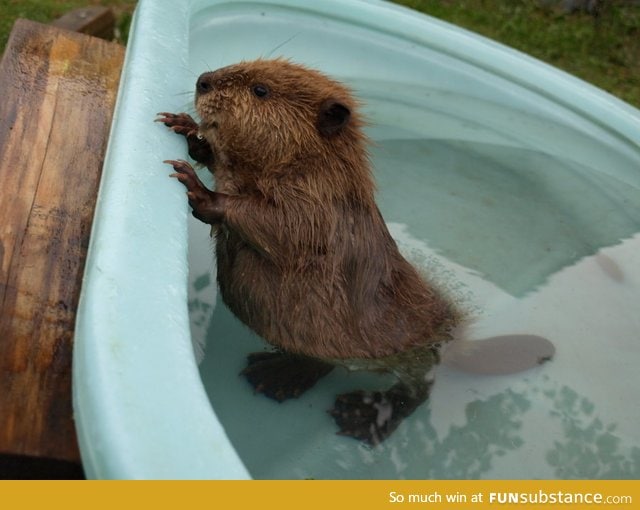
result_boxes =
[52,6,117,41]
[0,19,124,464]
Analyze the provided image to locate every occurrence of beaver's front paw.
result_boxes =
[156,112,214,166]
[156,112,199,136]
[164,159,225,224]
[329,384,428,445]
[242,351,334,402]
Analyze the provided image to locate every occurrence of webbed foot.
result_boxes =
[242,351,334,402]
[329,382,431,445]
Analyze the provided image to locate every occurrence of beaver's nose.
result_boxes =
[196,72,215,95]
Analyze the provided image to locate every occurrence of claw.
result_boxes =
[155,112,198,129]
[155,112,178,124]
[158,112,214,166]
[162,159,224,224]
[163,159,192,170]
[165,160,198,185]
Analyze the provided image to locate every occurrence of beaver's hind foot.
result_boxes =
[329,382,432,445]
[241,351,334,402]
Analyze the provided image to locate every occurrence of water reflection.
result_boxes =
[394,389,531,479]
[373,139,640,298]
[544,383,640,479]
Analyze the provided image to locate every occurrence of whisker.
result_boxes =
[266,33,301,58]
[179,65,199,78]
[199,59,213,73]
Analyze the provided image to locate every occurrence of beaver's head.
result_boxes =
[194,59,365,170]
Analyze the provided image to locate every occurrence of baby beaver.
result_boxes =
[158,59,463,445]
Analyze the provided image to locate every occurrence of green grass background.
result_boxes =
[1,0,639,107]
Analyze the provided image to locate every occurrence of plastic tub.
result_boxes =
[73,0,640,479]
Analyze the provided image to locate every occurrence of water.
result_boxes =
[187,92,640,479]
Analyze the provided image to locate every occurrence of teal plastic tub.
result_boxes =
[73,0,640,479]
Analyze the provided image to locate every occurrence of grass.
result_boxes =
[0,0,638,108]
[392,0,640,108]
[0,0,136,48]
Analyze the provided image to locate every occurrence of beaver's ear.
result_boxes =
[317,99,351,137]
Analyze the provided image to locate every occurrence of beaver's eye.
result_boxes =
[252,84,269,98]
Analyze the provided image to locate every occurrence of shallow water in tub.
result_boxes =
[185,95,640,479]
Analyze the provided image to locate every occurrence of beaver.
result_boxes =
[157,59,463,445]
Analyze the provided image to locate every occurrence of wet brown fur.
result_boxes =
[190,59,459,361]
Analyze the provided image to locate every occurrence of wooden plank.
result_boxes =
[0,19,124,463]
[51,7,116,40]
